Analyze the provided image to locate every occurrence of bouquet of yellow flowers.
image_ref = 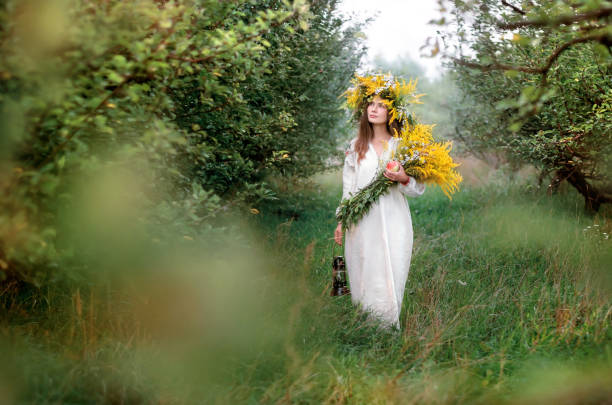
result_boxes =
[336,76,462,230]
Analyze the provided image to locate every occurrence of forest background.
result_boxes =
[0,0,610,403]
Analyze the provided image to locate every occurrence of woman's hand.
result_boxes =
[334,222,343,246]
[384,161,410,184]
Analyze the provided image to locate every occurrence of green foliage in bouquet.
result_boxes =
[336,172,394,231]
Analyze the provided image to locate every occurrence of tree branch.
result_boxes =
[452,34,606,78]
[167,10,300,64]
[557,164,612,211]
[452,57,540,74]
[30,13,187,171]
[540,34,605,76]
[501,0,526,15]
[497,7,612,30]
[35,76,132,170]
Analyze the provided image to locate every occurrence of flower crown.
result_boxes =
[343,73,425,127]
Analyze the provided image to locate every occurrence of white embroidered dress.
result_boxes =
[338,137,425,328]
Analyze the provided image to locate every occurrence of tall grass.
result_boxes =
[246,171,611,404]
[1,171,610,404]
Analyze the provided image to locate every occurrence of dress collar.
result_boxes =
[368,137,397,159]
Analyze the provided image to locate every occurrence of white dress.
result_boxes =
[337,137,425,328]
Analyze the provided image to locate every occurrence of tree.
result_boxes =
[432,0,612,210]
[0,0,365,286]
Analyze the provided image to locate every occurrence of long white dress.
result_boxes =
[338,137,425,328]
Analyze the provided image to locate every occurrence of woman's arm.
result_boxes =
[335,141,357,245]
[336,141,357,214]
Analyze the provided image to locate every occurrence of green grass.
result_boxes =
[244,173,612,404]
[1,172,611,404]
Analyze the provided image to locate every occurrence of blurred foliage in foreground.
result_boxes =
[433,0,612,211]
[0,170,610,403]
[0,0,364,287]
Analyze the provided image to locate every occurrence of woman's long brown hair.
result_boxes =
[354,106,402,163]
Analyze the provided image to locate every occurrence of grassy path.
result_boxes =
[246,172,612,404]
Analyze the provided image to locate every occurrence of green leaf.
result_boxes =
[112,54,128,69]
[504,70,519,79]
[107,71,123,84]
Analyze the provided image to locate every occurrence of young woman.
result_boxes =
[334,94,425,329]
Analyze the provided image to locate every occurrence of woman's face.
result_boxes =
[366,96,388,125]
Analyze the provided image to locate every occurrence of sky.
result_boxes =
[336,0,445,80]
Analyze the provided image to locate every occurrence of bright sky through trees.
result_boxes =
[337,0,444,79]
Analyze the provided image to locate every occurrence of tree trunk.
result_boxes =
[557,166,612,212]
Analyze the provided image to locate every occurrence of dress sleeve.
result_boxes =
[398,176,425,197]
[335,140,357,217]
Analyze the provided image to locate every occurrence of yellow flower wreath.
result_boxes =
[342,73,425,125]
